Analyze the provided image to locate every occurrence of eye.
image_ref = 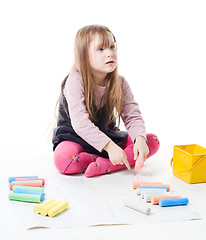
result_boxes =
[98,47,104,52]
[110,45,115,50]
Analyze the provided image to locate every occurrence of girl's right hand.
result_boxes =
[103,141,131,170]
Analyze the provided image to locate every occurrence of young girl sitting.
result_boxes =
[52,25,160,177]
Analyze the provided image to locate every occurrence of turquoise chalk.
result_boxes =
[14,188,45,200]
[137,186,168,191]
[12,185,44,193]
[8,176,38,183]
[159,198,189,207]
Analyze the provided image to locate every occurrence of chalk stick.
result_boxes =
[14,188,45,199]
[124,199,151,215]
[11,180,43,186]
[14,178,45,185]
[133,182,163,189]
[33,199,55,214]
[140,184,170,192]
[151,196,181,205]
[9,192,43,203]
[48,201,69,217]
[159,198,189,207]
[137,186,168,192]
[13,186,44,193]
[9,182,41,190]
[8,176,38,183]
[143,192,171,202]
[139,188,167,196]
[40,200,61,216]
[135,157,142,171]
[137,188,167,196]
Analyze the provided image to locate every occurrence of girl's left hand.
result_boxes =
[133,136,149,166]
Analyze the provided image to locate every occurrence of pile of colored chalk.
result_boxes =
[33,199,69,217]
[8,176,45,203]
[133,181,189,207]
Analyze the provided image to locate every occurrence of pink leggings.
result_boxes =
[53,133,160,177]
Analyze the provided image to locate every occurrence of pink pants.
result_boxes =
[53,133,160,175]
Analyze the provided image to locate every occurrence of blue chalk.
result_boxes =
[137,186,168,191]
[8,176,38,183]
[159,198,189,207]
[14,188,45,201]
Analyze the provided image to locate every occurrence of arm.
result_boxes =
[120,76,146,141]
[120,76,149,164]
[64,72,111,152]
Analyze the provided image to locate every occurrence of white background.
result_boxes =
[0,0,206,239]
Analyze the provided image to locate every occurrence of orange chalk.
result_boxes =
[140,183,170,192]
[151,196,181,205]
[133,182,163,189]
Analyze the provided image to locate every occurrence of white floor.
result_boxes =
[1,140,206,240]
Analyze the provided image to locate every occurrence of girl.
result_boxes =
[52,25,160,178]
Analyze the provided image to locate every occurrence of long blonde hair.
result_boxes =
[56,25,122,129]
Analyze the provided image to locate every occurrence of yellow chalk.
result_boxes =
[40,200,61,216]
[33,199,55,214]
[48,201,69,217]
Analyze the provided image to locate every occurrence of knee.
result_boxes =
[53,141,83,173]
[146,133,160,157]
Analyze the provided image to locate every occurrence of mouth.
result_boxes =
[105,60,114,64]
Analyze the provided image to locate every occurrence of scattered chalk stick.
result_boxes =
[138,188,167,196]
[124,199,151,215]
[140,184,170,192]
[14,187,45,198]
[8,176,38,183]
[159,198,189,207]
[40,200,61,216]
[13,186,44,193]
[9,182,41,190]
[143,192,171,202]
[133,182,163,189]
[137,186,168,191]
[9,192,44,203]
[151,196,181,205]
[11,180,43,186]
[33,199,55,214]
[48,201,69,217]
[14,178,45,185]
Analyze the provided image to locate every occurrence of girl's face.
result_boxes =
[88,33,117,79]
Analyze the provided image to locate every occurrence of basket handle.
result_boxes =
[170,155,206,173]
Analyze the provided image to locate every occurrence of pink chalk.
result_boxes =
[135,156,142,171]
[9,182,41,190]
[14,178,45,185]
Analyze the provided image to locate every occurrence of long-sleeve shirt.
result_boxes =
[63,71,146,152]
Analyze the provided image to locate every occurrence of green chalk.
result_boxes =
[9,192,42,203]
[13,185,44,193]
[11,180,43,187]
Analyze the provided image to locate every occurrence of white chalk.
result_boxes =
[124,199,151,215]
[143,192,171,202]
[137,188,167,196]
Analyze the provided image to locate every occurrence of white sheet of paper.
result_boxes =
[8,172,201,229]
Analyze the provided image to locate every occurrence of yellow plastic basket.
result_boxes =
[170,144,206,184]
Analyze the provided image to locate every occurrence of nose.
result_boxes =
[106,48,114,57]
